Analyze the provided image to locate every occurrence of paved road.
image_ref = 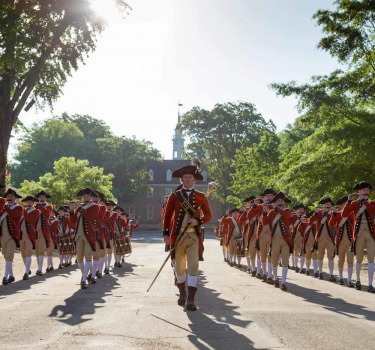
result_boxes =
[0,232,374,350]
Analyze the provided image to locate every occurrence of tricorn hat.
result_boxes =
[3,188,22,198]
[21,195,38,202]
[353,181,373,190]
[121,212,129,217]
[243,195,255,202]
[93,190,106,200]
[114,206,125,212]
[260,188,276,196]
[336,196,348,206]
[76,188,96,197]
[172,158,204,181]
[318,197,334,205]
[271,192,291,204]
[57,206,66,212]
[229,208,240,214]
[294,203,306,210]
[34,190,51,199]
[106,200,117,206]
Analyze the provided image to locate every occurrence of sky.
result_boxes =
[14,0,340,160]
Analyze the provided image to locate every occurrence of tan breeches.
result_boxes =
[293,234,303,257]
[338,239,354,266]
[318,235,334,261]
[46,238,54,257]
[20,234,33,258]
[246,235,260,260]
[271,236,289,267]
[356,230,375,263]
[76,236,93,262]
[1,236,16,260]
[305,239,318,260]
[228,235,236,255]
[106,240,114,255]
[35,232,46,257]
[92,241,105,260]
[259,232,271,263]
[175,231,199,276]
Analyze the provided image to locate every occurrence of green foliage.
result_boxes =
[19,157,114,207]
[181,102,275,203]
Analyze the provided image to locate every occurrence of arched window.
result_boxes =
[202,171,207,181]
[148,169,154,181]
[148,187,153,198]
[129,205,135,218]
[147,205,153,219]
[166,169,172,181]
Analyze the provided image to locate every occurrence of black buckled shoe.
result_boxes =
[90,277,97,284]
[338,279,344,285]
[177,282,187,306]
[114,262,118,268]
[122,257,125,263]
[251,271,257,277]
[28,270,31,275]
[329,275,336,282]
[81,280,88,289]
[319,273,323,280]
[281,283,287,291]
[2,277,8,285]
[8,276,15,283]
[23,273,29,280]
[186,286,197,311]
[355,281,361,290]
[300,268,306,274]
[36,270,43,276]
[314,272,318,278]
[230,262,234,267]
[273,279,279,288]
[97,273,103,279]
[256,273,262,279]
[87,273,92,282]
[262,274,267,282]
[118,263,122,267]
[348,281,354,288]
[295,267,300,273]
[267,277,274,285]
[368,285,375,293]
[224,258,227,262]
[95,270,100,278]
[104,268,109,275]
[58,264,63,269]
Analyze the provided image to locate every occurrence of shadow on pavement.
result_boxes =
[49,262,137,326]
[287,281,375,321]
[185,272,256,350]
[0,264,78,299]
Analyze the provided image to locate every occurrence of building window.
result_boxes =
[174,151,178,158]
[148,169,154,181]
[148,187,153,198]
[202,171,207,181]
[129,205,135,218]
[147,205,153,219]
[166,188,172,196]
[166,169,172,181]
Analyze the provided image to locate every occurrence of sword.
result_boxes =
[147,182,217,292]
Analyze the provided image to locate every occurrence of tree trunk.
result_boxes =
[0,110,14,187]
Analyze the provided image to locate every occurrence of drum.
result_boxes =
[59,236,76,255]
[115,235,132,255]
[235,237,245,257]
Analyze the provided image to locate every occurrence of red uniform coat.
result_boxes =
[0,198,5,213]
[106,211,118,241]
[298,221,315,254]
[35,203,53,248]
[21,207,41,249]
[49,219,59,247]
[163,190,212,259]
[342,199,375,240]
[70,203,100,251]
[309,211,334,242]
[95,204,107,248]
[329,211,355,245]
[101,210,111,241]
[57,215,72,236]
[247,204,272,240]
[221,215,241,246]
[0,203,24,247]
[115,215,127,237]
[262,207,293,247]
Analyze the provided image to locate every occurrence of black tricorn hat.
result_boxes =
[353,181,373,190]
[34,190,51,199]
[114,206,125,212]
[63,205,70,211]
[76,188,96,197]
[121,212,129,217]
[172,158,204,181]
[243,195,255,202]
[319,197,334,205]
[271,192,291,204]
[229,208,240,214]
[336,196,348,206]
[21,195,38,202]
[106,200,117,206]
[294,203,306,210]
[57,206,66,212]
[3,188,22,198]
[93,190,106,200]
[260,188,276,196]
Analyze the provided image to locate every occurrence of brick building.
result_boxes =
[123,115,222,231]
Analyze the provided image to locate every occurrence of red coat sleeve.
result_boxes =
[364,201,375,215]
[24,209,41,224]
[0,198,5,212]
[329,212,339,228]
[342,201,355,217]
[262,210,274,226]
[238,212,247,225]
[81,205,100,220]
[38,205,53,220]
[5,205,24,218]
[163,195,177,231]
[247,204,262,221]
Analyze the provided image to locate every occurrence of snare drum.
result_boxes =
[59,236,76,255]
[115,235,132,255]
[235,237,245,257]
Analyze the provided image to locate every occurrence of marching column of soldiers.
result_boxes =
[0,185,138,289]
[215,182,375,293]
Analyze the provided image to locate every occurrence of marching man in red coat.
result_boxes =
[163,160,212,311]
[262,192,292,291]
[1,188,24,285]
[104,200,118,274]
[34,191,53,276]
[20,195,40,280]
[342,181,375,292]
[70,188,100,289]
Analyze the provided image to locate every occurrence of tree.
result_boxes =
[0,0,130,186]
[229,129,281,205]
[19,157,114,207]
[181,102,275,203]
